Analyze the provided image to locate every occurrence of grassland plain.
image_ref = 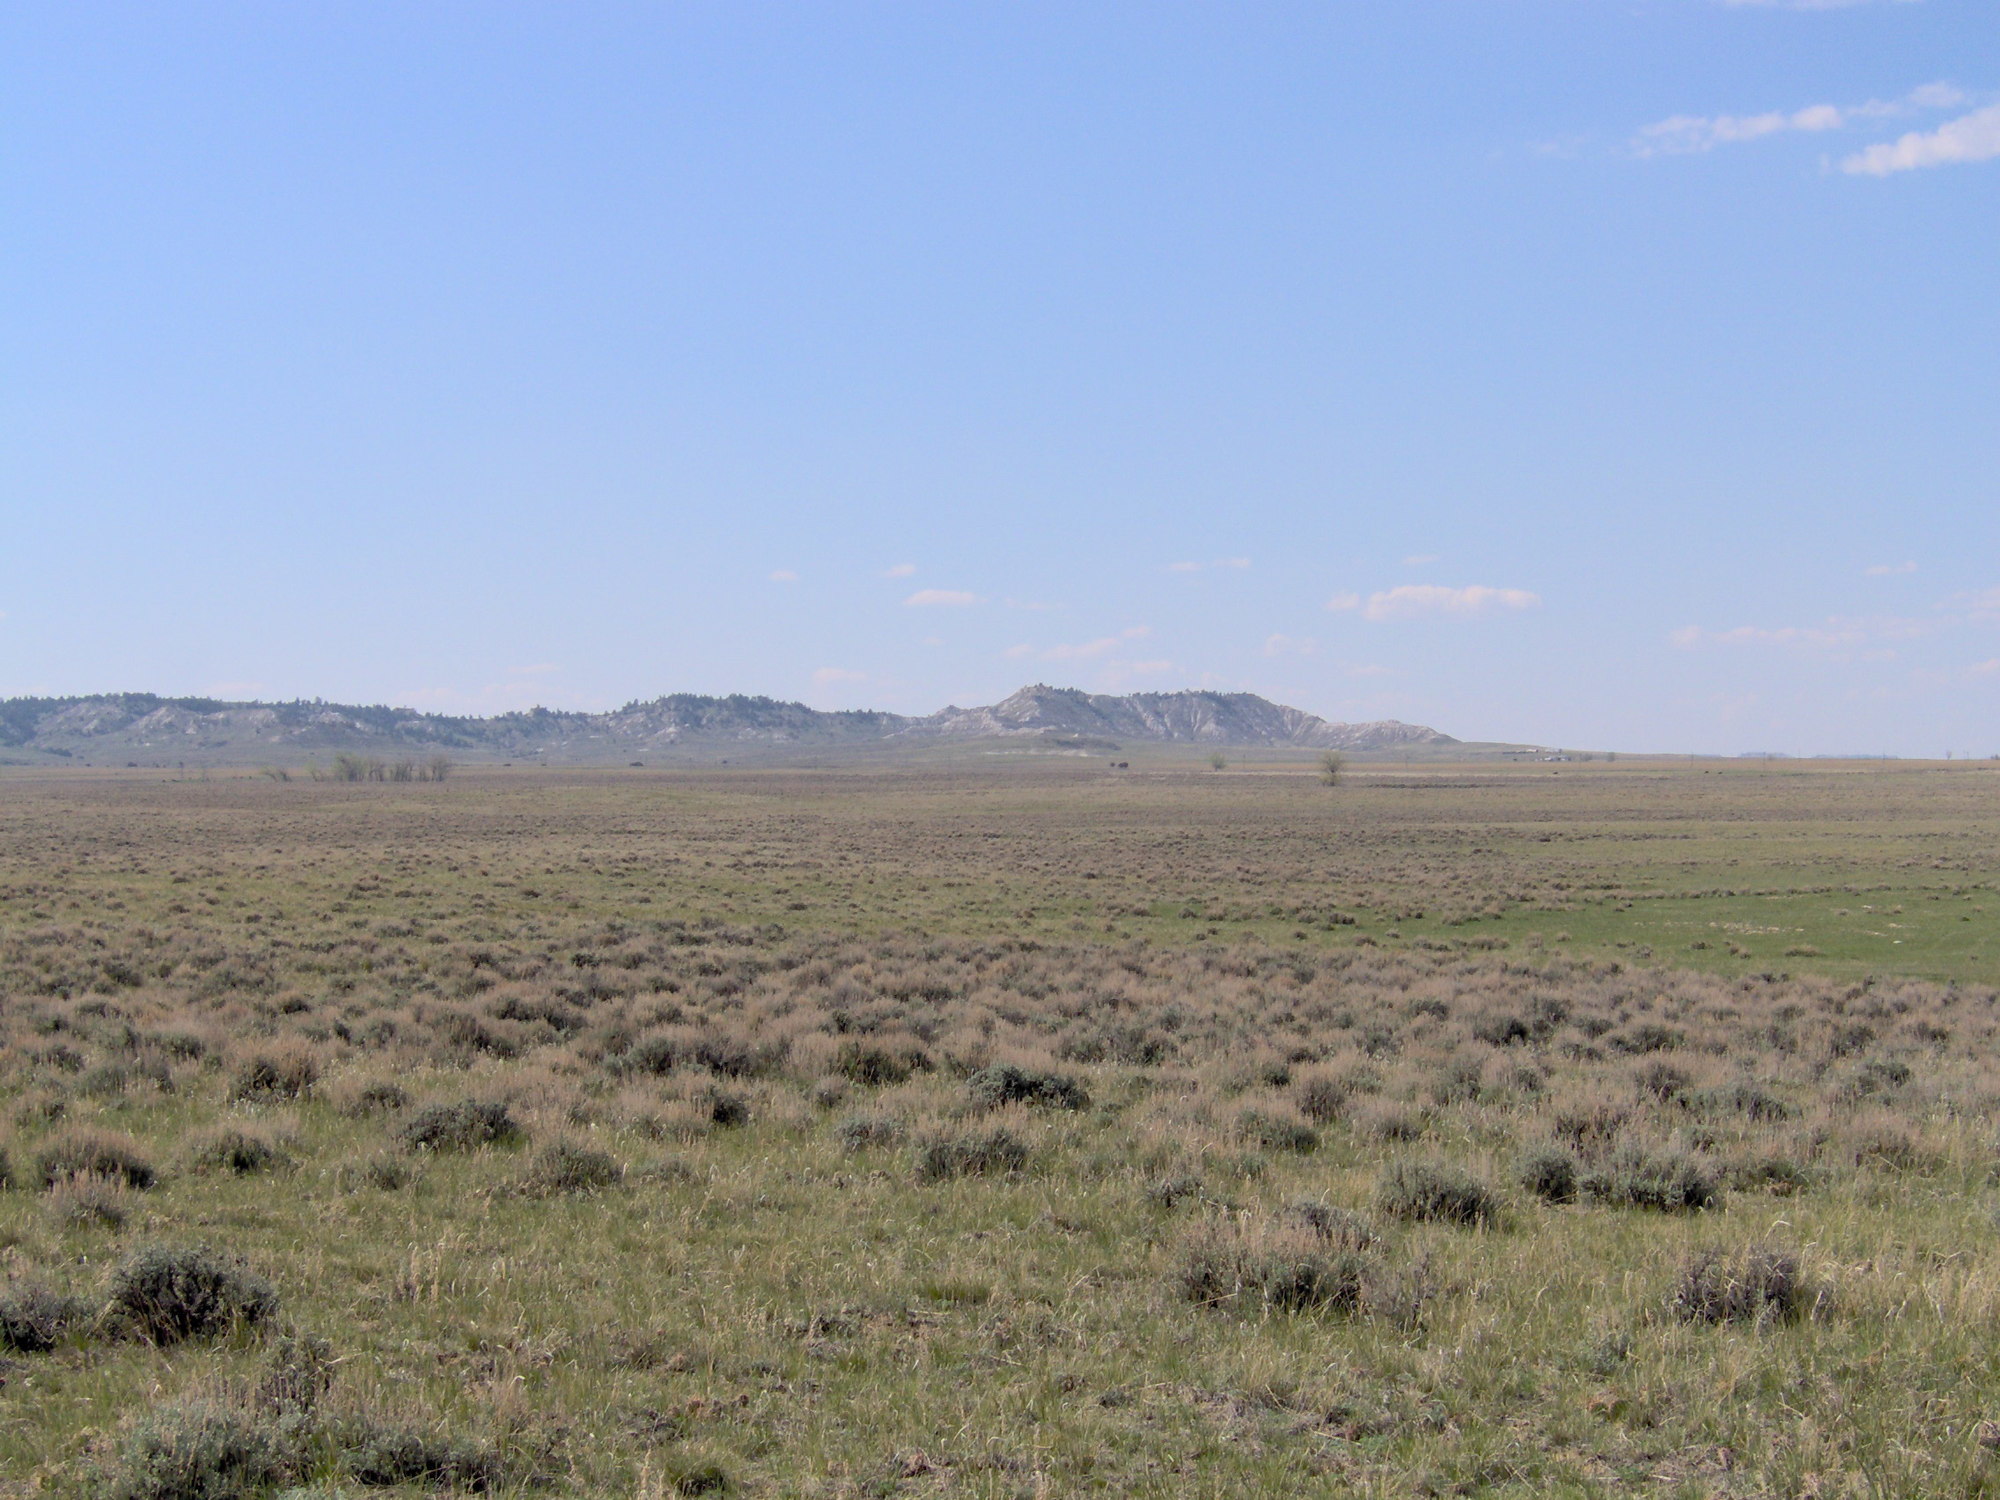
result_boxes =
[0,757,1996,1498]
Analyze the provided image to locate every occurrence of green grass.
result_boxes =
[0,758,1995,1496]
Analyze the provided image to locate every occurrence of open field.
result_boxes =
[1,759,1997,1496]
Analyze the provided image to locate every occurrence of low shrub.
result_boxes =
[1235,1108,1318,1154]
[915,1127,1030,1181]
[1143,1172,1206,1210]
[102,1400,304,1500]
[1376,1159,1498,1226]
[50,1171,131,1227]
[521,1139,623,1195]
[966,1064,1089,1112]
[108,1244,279,1344]
[1293,1071,1349,1124]
[187,1128,284,1177]
[399,1099,522,1153]
[1669,1245,1814,1325]
[228,1049,318,1103]
[1175,1222,1370,1316]
[337,1153,414,1192]
[37,1131,156,1190]
[1516,1146,1579,1204]
[834,1039,932,1088]
[1583,1146,1719,1212]
[1283,1199,1377,1251]
[836,1115,906,1152]
[0,1282,88,1352]
[342,1423,503,1491]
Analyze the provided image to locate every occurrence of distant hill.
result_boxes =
[0,687,1457,766]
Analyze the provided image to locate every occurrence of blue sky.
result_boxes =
[5,1,1995,754]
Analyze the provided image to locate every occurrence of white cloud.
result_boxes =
[769,569,799,583]
[1325,592,1362,612]
[1126,659,1174,675]
[881,563,916,578]
[1865,561,1918,576]
[511,662,559,675]
[812,667,867,685]
[1972,659,2000,677]
[904,589,978,607]
[1842,101,2000,175]
[1634,82,1962,156]
[1167,561,1202,573]
[1402,554,1440,566]
[1216,557,1251,570]
[1360,585,1541,622]
[1260,633,1318,657]
[1169,557,1252,574]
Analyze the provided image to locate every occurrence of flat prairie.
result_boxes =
[0,758,1996,1497]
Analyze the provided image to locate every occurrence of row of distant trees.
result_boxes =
[319,752,453,782]
[261,754,453,783]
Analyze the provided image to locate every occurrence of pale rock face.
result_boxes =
[0,688,1454,761]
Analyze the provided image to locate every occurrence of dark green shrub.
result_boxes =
[836,1115,905,1152]
[1176,1226,1369,1315]
[1376,1159,1498,1226]
[1583,1147,1718,1212]
[399,1100,521,1153]
[342,1424,502,1491]
[1293,1072,1349,1124]
[37,1131,156,1190]
[344,1081,409,1116]
[915,1127,1029,1181]
[0,1283,88,1352]
[1516,1146,1579,1204]
[522,1139,623,1195]
[1669,1246,1813,1324]
[108,1245,278,1344]
[1235,1109,1318,1153]
[834,1040,931,1087]
[966,1064,1089,1112]
[187,1129,283,1177]
[103,1401,302,1500]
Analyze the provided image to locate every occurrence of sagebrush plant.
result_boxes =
[0,761,1996,1495]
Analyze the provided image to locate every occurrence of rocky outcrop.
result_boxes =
[0,687,1454,763]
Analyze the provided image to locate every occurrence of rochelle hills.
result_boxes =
[0,684,1463,766]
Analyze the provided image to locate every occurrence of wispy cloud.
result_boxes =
[1331,584,1541,622]
[1671,613,1934,652]
[1402,554,1440,566]
[769,569,799,583]
[812,667,867,685]
[1842,101,2000,174]
[881,563,916,578]
[1260,633,1317,657]
[1634,82,1962,156]
[1672,622,1867,649]
[1970,659,2000,677]
[1167,557,1252,574]
[1017,625,1152,661]
[904,589,978,607]
[1865,561,1918,576]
